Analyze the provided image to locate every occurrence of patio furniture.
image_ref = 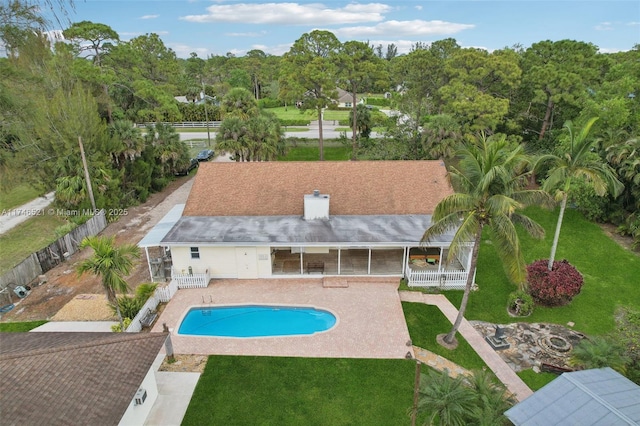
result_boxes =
[139,308,158,328]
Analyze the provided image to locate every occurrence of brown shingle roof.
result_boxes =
[0,332,167,426]
[184,161,452,216]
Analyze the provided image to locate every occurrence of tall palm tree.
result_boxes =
[422,134,551,346]
[77,236,140,331]
[537,117,623,270]
[466,369,516,426]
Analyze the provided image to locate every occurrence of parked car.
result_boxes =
[196,149,215,161]
[174,158,199,176]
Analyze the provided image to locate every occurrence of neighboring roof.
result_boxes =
[138,203,185,247]
[162,214,456,246]
[335,88,355,103]
[183,161,452,217]
[0,332,167,426]
[505,368,640,426]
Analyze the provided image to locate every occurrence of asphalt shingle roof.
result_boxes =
[0,332,167,426]
[183,160,453,217]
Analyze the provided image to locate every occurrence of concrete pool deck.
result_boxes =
[152,278,413,359]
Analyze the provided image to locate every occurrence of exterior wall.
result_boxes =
[170,245,273,279]
[118,367,158,426]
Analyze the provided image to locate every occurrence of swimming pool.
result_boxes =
[177,305,337,337]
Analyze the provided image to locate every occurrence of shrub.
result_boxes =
[507,290,534,316]
[279,118,311,126]
[111,296,144,320]
[111,317,132,333]
[569,336,630,374]
[527,259,584,306]
[366,97,391,107]
[258,98,283,108]
[135,282,158,302]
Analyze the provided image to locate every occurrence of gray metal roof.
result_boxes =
[505,368,640,426]
[138,204,185,247]
[160,214,456,246]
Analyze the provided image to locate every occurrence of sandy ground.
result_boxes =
[1,177,194,322]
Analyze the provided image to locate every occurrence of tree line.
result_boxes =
[0,1,638,247]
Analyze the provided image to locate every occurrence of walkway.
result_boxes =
[0,191,55,235]
[399,291,533,402]
[413,345,470,379]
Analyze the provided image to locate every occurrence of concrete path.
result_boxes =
[0,191,55,235]
[413,345,470,379]
[400,291,533,402]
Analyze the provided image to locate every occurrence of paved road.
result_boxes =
[179,123,384,141]
[0,192,55,235]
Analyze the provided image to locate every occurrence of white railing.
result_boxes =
[155,280,178,302]
[126,294,160,332]
[172,269,210,288]
[406,268,469,290]
[137,121,222,129]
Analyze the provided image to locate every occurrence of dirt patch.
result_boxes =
[1,177,194,322]
[51,294,116,321]
[159,354,207,373]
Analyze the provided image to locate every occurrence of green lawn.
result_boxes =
[0,214,68,274]
[0,320,47,331]
[516,369,557,391]
[402,302,487,370]
[264,106,316,121]
[445,206,640,336]
[322,110,350,121]
[278,145,351,161]
[182,356,417,426]
[0,183,43,210]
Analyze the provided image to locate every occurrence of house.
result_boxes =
[505,367,640,425]
[174,94,217,106]
[140,161,474,289]
[0,332,167,426]
[334,88,358,108]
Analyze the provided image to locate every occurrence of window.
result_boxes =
[190,247,200,259]
[345,102,352,107]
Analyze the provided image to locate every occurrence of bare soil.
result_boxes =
[598,223,638,255]
[1,176,194,322]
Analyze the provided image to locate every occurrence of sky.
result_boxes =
[48,0,640,58]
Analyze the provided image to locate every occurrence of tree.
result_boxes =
[422,134,551,346]
[569,336,630,374]
[417,369,476,426]
[337,40,387,159]
[221,87,258,120]
[63,20,119,66]
[348,104,372,140]
[77,236,140,331]
[537,117,623,270]
[280,30,340,161]
[466,369,516,426]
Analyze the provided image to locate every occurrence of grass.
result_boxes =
[0,183,43,210]
[516,369,557,391]
[278,145,351,161]
[443,206,640,336]
[0,213,68,274]
[322,110,350,121]
[182,355,417,426]
[0,320,47,331]
[402,302,487,370]
[264,106,316,121]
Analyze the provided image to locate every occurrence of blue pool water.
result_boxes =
[177,305,337,337]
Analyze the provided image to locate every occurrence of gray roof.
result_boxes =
[505,368,640,426]
[161,214,455,246]
[0,332,167,426]
[138,203,185,247]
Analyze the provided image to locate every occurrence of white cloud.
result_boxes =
[140,14,159,20]
[598,47,625,54]
[180,2,391,25]
[595,21,613,31]
[627,21,640,26]
[333,20,474,38]
[415,5,423,10]
[168,43,209,58]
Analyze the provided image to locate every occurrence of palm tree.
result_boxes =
[569,336,631,374]
[537,117,623,270]
[417,369,475,426]
[466,369,516,426]
[422,134,551,346]
[76,236,140,331]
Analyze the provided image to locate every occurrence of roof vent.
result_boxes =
[313,189,320,197]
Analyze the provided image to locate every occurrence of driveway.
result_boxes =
[0,192,55,235]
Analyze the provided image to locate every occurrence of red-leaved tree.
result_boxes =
[527,259,584,306]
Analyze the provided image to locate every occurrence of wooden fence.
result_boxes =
[0,210,108,291]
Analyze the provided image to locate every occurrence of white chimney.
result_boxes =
[304,190,330,220]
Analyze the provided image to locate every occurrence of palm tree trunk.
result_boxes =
[108,289,125,331]
[351,90,358,160]
[548,192,568,271]
[444,228,482,344]
[318,105,324,161]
